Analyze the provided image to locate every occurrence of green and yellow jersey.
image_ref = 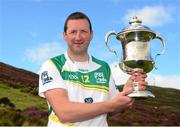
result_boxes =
[39,52,119,127]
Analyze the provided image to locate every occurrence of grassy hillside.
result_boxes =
[0,83,47,110]
[0,62,180,126]
[1,82,180,126]
[0,83,48,125]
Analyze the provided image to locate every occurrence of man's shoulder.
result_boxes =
[51,53,66,61]
[50,53,67,71]
[92,56,109,67]
[40,53,66,71]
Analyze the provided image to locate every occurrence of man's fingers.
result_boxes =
[127,98,135,109]
[120,89,132,96]
[138,81,148,91]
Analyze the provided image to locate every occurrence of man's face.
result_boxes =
[63,19,93,55]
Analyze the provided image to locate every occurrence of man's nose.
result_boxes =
[75,32,82,40]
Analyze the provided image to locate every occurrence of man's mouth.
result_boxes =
[74,42,83,45]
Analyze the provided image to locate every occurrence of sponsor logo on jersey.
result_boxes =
[94,72,107,84]
[84,97,93,103]
[41,71,53,85]
[68,74,79,80]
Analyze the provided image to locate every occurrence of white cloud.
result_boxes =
[25,42,66,65]
[152,74,180,90]
[111,62,180,90]
[123,5,172,27]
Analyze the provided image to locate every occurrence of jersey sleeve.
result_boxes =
[108,73,119,98]
[38,60,67,98]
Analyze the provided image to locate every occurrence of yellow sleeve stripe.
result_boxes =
[49,114,77,126]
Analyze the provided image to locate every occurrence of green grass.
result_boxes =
[0,83,47,110]
[1,82,180,126]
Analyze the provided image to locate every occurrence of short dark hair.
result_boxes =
[64,12,92,33]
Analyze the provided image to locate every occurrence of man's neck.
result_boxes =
[67,51,89,62]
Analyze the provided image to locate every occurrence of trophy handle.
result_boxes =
[105,31,118,59]
[154,34,166,56]
[153,35,166,64]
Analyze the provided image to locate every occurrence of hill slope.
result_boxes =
[0,62,38,88]
[108,86,180,126]
[0,62,180,126]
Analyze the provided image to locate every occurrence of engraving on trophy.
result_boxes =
[126,41,150,60]
[105,16,166,98]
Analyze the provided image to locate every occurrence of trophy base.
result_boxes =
[128,90,155,98]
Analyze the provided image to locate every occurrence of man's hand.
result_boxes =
[123,68,148,93]
[107,90,135,115]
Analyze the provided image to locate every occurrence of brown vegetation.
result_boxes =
[0,62,180,126]
[0,62,38,88]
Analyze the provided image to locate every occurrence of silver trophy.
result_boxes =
[105,16,166,98]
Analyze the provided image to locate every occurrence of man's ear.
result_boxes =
[63,32,67,41]
[90,31,94,41]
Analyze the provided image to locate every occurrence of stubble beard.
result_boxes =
[69,44,89,56]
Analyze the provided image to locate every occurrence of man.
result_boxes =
[39,12,147,127]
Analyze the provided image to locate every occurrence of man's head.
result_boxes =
[63,12,93,58]
[64,12,93,34]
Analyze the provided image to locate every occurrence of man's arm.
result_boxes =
[45,88,133,123]
[108,70,148,117]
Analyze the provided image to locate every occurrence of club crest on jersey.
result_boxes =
[41,71,53,85]
[84,97,93,103]
[94,72,107,84]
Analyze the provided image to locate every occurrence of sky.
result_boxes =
[0,0,180,90]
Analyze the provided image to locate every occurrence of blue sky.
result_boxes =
[1,0,180,89]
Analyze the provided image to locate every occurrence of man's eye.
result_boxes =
[82,30,88,33]
[68,31,76,35]
[71,31,76,34]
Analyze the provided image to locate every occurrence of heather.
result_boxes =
[0,62,180,126]
[0,83,48,125]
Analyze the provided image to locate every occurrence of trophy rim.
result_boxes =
[117,29,156,38]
